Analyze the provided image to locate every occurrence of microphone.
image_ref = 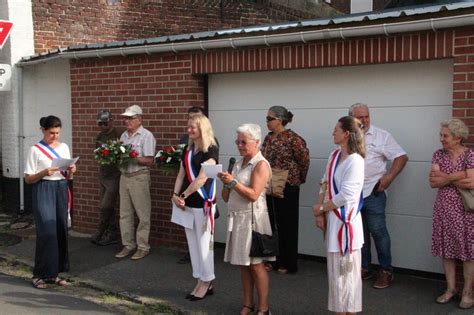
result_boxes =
[227,157,236,173]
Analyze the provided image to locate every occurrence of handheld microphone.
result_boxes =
[227,157,236,173]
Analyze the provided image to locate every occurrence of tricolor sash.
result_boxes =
[327,150,363,256]
[183,145,216,234]
[34,140,72,214]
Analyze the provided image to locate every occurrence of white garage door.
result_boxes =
[209,59,453,274]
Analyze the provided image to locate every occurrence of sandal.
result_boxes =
[32,278,47,289]
[240,304,255,314]
[54,277,68,286]
[277,268,288,274]
[46,277,69,286]
[436,290,457,304]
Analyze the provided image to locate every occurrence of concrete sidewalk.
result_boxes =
[0,233,469,315]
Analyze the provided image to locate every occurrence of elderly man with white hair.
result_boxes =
[115,105,156,261]
[349,103,408,289]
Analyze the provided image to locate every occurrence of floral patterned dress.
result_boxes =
[431,149,474,261]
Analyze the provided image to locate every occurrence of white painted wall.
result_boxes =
[22,60,72,156]
[209,60,453,273]
[0,0,34,178]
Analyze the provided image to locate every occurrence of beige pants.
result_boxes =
[119,170,151,251]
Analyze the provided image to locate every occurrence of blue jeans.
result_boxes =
[361,191,392,272]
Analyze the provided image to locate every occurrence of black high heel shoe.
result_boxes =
[189,282,213,301]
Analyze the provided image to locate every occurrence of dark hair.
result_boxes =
[188,106,206,115]
[338,116,365,158]
[269,105,293,126]
[40,115,62,130]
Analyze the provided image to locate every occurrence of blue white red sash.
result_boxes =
[184,146,216,234]
[34,140,72,213]
[327,150,363,256]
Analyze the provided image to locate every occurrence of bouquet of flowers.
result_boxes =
[155,144,185,175]
[94,140,138,167]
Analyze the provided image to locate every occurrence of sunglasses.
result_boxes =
[266,116,279,122]
[235,139,255,146]
[98,122,108,126]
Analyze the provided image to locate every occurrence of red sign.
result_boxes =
[0,21,13,50]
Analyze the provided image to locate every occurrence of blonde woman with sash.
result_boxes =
[172,114,218,301]
[313,116,365,315]
[24,116,76,289]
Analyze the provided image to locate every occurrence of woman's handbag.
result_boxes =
[269,168,288,198]
[263,145,288,198]
[249,195,279,258]
[458,150,474,213]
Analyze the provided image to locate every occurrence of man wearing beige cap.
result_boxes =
[115,105,156,260]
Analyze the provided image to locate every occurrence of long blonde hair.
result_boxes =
[187,114,217,152]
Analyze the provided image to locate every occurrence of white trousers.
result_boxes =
[327,249,362,313]
[184,206,215,282]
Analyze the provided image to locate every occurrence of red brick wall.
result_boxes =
[70,53,204,248]
[32,0,320,53]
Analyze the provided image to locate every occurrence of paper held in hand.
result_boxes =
[51,157,79,171]
[201,163,222,178]
[171,203,194,229]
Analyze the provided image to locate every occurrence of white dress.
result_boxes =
[224,151,275,266]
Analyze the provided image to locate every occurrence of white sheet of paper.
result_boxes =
[201,164,222,178]
[170,203,194,229]
[51,157,79,171]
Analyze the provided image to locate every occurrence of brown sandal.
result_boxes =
[54,277,68,286]
[32,278,47,289]
[240,304,255,315]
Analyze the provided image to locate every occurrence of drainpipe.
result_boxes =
[17,65,24,215]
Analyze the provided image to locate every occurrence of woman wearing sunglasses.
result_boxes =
[218,124,273,315]
[261,106,310,274]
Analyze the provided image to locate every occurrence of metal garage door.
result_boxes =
[209,59,453,273]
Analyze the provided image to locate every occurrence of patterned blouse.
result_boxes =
[261,129,310,186]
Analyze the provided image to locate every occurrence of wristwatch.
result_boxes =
[180,193,186,199]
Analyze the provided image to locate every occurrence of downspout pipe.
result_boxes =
[17,13,474,66]
[17,66,24,215]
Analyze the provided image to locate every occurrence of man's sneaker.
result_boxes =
[131,249,150,260]
[177,252,191,264]
[115,247,134,259]
[373,269,394,289]
[97,233,119,246]
[361,269,373,280]
[90,231,103,245]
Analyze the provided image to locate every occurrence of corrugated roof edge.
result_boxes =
[19,1,474,64]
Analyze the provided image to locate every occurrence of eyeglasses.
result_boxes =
[266,116,279,122]
[124,116,138,121]
[98,122,108,127]
[235,139,255,146]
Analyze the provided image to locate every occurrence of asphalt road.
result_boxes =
[0,273,115,315]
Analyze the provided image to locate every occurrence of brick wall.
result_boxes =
[32,0,322,53]
[70,53,204,247]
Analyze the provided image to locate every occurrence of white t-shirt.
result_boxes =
[24,143,71,181]
[363,125,406,198]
